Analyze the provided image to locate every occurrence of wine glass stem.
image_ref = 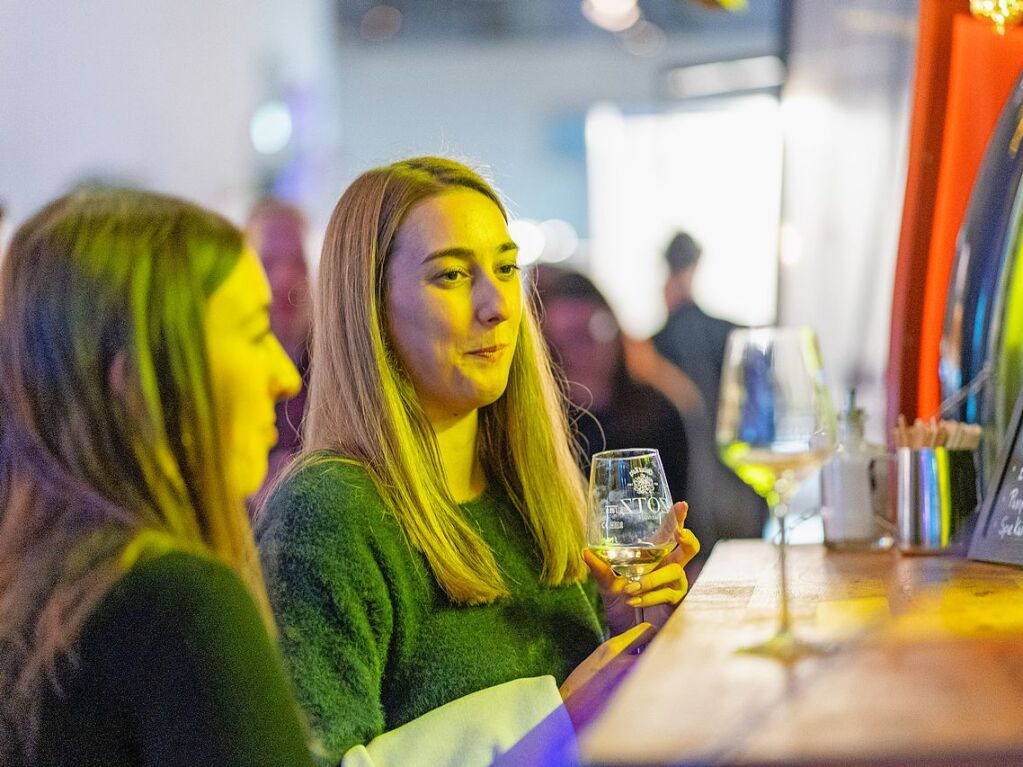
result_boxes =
[775,499,791,636]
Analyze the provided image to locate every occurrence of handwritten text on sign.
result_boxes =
[997,466,1023,540]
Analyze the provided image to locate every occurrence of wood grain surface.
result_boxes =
[579,540,1023,766]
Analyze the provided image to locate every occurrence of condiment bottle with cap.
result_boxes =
[821,390,892,550]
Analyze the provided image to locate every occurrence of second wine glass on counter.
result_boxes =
[587,448,677,626]
[716,326,837,660]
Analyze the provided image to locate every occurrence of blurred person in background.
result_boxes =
[647,231,768,565]
[535,267,713,576]
[247,200,312,492]
[535,268,690,509]
[257,156,699,764]
[652,231,735,430]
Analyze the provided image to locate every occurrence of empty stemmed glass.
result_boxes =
[587,448,677,625]
[716,326,837,660]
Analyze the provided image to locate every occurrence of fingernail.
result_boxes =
[624,582,641,595]
[627,597,641,607]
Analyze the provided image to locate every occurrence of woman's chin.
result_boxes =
[471,384,511,411]
[233,464,269,502]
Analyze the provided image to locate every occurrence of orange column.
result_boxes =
[916,15,1023,418]
[887,0,968,436]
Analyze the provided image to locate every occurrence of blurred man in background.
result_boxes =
[653,231,735,432]
[648,231,767,556]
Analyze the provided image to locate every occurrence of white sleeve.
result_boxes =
[338,675,576,767]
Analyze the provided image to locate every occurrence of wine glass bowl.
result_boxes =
[587,449,676,624]
[716,327,837,660]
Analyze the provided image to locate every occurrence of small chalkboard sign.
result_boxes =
[970,389,1023,565]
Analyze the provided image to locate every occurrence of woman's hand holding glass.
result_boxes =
[583,449,700,634]
[584,501,698,633]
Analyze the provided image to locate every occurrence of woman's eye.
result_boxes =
[497,263,520,278]
[436,269,468,283]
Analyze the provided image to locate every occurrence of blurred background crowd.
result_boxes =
[0,0,920,549]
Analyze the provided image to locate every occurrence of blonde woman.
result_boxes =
[258,157,699,761]
[0,189,312,765]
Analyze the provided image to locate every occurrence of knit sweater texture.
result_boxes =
[257,456,603,762]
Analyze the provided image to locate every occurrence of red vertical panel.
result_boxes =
[887,0,968,436]
[917,16,1023,418]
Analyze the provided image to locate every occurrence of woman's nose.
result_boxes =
[270,340,302,400]
[475,275,511,327]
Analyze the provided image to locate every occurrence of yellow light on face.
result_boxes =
[206,250,301,499]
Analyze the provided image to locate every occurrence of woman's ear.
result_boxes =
[107,349,127,397]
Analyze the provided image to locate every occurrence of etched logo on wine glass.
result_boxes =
[630,466,656,497]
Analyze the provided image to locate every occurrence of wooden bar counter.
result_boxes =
[579,540,1023,766]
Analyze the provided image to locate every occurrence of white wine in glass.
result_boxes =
[717,327,837,660]
[588,542,676,583]
[587,449,677,625]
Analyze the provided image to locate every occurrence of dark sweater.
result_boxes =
[257,457,603,762]
[32,550,314,767]
[653,301,736,431]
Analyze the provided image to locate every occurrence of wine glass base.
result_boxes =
[736,630,833,662]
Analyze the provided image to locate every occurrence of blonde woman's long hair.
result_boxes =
[298,157,587,604]
[0,189,276,759]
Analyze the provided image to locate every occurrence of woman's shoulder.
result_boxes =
[74,549,316,766]
[261,453,382,522]
[85,550,257,650]
[280,450,377,491]
[257,452,397,554]
[114,549,247,609]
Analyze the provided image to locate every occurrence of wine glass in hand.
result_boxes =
[587,449,677,626]
[717,327,837,660]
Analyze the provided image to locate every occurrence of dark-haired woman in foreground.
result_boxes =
[0,189,314,766]
[258,157,700,762]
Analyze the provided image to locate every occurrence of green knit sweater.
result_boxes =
[257,456,603,762]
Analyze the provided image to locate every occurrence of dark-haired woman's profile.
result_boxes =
[0,188,313,766]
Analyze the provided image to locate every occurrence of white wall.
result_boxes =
[778,1,917,439]
[0,0,336,228]
[329,29,779,235]
[1,3,776,259]
[586,97,783,336]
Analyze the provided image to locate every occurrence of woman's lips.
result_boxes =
[466,344,507,360]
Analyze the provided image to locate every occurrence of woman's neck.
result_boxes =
[429,409,486,503]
